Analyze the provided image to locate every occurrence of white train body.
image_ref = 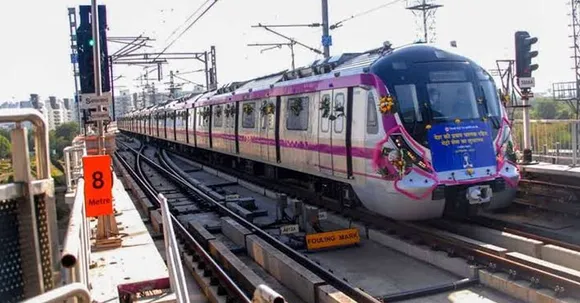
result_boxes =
[119,44,520,220]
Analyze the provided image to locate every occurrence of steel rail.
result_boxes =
[118,141,382,303]
[519,178,580,191]
[114,148,251,303]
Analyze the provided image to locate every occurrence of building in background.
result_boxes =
[45,96,71,130]
[114,89,134,119]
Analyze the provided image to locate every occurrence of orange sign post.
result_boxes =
[83,155,113,217]
[83,154,122,249]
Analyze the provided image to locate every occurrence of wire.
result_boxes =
[163,0,211,44]
[330,0,407,29]
[154,0,218,61]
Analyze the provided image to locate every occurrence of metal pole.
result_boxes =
[289,43,296,70]
[109,56,116,121]
[522,90,533,163]
[423,0,428,42]
[572,121,578,166]
[91,0,105,155]
[321,0,330,58]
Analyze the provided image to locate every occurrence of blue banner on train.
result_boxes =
[427,121,496,172]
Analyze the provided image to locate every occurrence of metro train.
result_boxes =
[118,43,520,220]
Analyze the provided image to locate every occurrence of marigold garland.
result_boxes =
[378,95,395,115]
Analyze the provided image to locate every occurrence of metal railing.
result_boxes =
[512,119,579,166]
[60,178,91,294]
[158,193,190,303]
[0,109,60,301]
[63,142,86,193]
[21,282,90,303]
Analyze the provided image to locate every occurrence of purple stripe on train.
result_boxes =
[209,132,373,159]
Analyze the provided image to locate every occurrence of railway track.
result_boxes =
[516,178,580,216]
[123,134,580,301]
[115,138,381,303]
[114,143,252,303]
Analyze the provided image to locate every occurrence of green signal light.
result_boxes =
[89,39,95,46]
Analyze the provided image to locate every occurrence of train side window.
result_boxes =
[286,97,309,131]
[394,84,422,123]
[242,102,256,129]
[320,94,330,133]
[213,105,223,127]
[366,92,379,134]
[334,93,345,134]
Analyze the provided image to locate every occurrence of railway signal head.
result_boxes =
[515,31,539,78]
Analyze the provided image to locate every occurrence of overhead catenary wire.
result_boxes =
[162,0,212,44]
[153,0,218,61]
[330,0,407,29]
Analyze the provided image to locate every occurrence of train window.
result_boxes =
[214,105,223,127]
[480,80,501,117]
[320,94,330,133]
[366,92,379,134]
[426,82,479,121]
[242,102,256,129]
[334,93,345,133]
[394,84,422,123]
[286,97,309,131]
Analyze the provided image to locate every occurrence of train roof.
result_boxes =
[122,42,477,116]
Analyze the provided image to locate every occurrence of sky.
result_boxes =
[0,0,572,102]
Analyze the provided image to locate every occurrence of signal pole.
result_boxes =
[515,30,539,164]
[91,0,105,155]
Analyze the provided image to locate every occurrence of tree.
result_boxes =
[533,99,557,119]
[0,136,12,159]
[55,122,80,142]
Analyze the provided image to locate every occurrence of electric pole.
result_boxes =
[406,0,443,43]
[321,0,331,58]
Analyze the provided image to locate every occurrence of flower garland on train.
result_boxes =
[318,95,345,120]
[243,103,254,115]
[260,100,275,116]
[290,98,303,116]
[224,104,236,118]
[200,107,211,121]
[215,105,223,118]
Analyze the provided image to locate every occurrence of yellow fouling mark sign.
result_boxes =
[306,228,360,250]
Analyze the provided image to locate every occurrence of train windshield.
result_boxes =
[426,82,479,121]
[376,60,502,147]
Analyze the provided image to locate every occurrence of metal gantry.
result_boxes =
[406,0,443,43]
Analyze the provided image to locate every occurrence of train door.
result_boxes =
[318,91,333,175]
[258,98,276,162]
[331,89,348,178]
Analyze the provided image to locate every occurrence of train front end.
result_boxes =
[368,44,520,219]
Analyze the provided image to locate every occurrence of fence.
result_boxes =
[511,119,579,166]
[0,109,83,302]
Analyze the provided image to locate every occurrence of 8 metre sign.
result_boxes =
[83,155,113,217]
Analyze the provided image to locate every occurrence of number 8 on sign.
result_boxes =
[83,155,113,217]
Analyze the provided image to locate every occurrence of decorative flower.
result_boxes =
[260,101,275,116]
[319,96,331,118]
[243,103,254,115]
[290,99,303,116]
[225,104,236,117]
[378,95,395,115]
